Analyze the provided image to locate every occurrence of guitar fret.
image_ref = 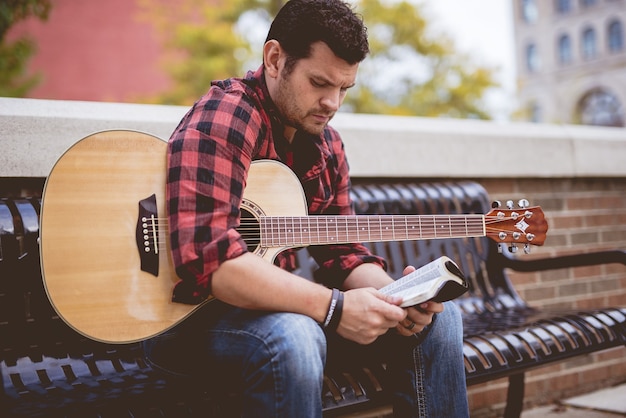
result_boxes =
[417,216,422,239]
[258,214,488,248]
[324,216,329,243]
[287,216,293,244]
[374,216,380,240]
[315,217,320,244]
[276,216,282,246]
[298,217,303,245]
[422,216,434,239]
[303,218,311,244]
[404,216,409,240]
[340,216,349,243]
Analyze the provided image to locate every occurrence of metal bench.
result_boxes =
[1,180,625,418]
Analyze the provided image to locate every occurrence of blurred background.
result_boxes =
[3,0,625,126]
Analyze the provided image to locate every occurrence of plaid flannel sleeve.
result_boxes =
[166,88,262,303]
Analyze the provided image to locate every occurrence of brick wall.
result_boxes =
[468,177,626,416]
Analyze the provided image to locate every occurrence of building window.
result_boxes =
[558,34,572,64]
[555,0,572,14]
[529,102,542,123]
[582,27,597,60]
[608,20,624,53]
[521,0,538,23]
[578,88,624,127]
[526,43,540,72]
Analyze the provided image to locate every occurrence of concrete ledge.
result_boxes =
[1,97,625,178]
[0,98,186,178]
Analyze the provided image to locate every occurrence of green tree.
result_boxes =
[144,0,498,119]
[138,0,256,104]
[0,0,51,97]
[349,0,497,118]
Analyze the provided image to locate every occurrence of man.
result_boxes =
[144,0,469,416]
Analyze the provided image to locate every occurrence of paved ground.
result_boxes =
[338,382,626,417]
[522,383,626,417]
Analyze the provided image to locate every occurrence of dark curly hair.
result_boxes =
[265,0,369,72]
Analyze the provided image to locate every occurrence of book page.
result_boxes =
[379,257,448,296]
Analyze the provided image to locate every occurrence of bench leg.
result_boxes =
[503,373,525,418]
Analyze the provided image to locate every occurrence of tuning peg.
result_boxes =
[524,244,531,254]
[506,200,514,209]
[524,210,533,219]
[519,199,530,208]
[492,200,501,208]
[508,244,518,253]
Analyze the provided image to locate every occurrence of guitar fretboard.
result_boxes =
[259,214,486,247]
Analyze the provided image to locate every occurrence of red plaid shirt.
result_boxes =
[167,66,385,304]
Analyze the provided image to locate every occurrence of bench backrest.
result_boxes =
[293,181,529,325]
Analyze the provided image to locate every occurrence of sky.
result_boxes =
[419,0,517,120]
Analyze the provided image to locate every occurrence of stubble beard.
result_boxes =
[275,73,333,136]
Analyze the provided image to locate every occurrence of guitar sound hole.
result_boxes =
[239,208,261,253]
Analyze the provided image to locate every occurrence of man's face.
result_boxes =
[271,41,359,137]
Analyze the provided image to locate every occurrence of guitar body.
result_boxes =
[40,130,306,343]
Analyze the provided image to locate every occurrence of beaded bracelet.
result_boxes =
[322,288,344,332]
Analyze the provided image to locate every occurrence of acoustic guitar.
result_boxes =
[39,130,548,343]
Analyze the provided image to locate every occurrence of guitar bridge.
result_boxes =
[136,194,159,276]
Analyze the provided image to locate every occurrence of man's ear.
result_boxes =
[263,40,282,79]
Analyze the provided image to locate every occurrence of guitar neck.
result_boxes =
[258,214,486,247]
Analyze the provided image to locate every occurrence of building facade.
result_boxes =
[512,0,626,126]
[7,0,170,103]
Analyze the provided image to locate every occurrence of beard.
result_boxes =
[273,71,334,136]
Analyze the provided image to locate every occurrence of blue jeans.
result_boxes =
[143,300,468,417]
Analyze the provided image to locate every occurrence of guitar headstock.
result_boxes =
[485,199,548,253]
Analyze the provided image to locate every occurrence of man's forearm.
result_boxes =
[211,252,332,323]
[342,262,394,291]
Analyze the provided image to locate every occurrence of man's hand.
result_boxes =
[394,265,445,337]
[338,263,445,344]
[336,287,406,345]
[395,301,444,337]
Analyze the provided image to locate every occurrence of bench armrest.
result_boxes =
[499,249,626,272]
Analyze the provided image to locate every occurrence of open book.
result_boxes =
[379,256,468,307]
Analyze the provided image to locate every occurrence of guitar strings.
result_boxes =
[144,214,531,249]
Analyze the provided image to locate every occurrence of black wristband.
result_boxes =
[325,290,344,332]
[323,288,340,328]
